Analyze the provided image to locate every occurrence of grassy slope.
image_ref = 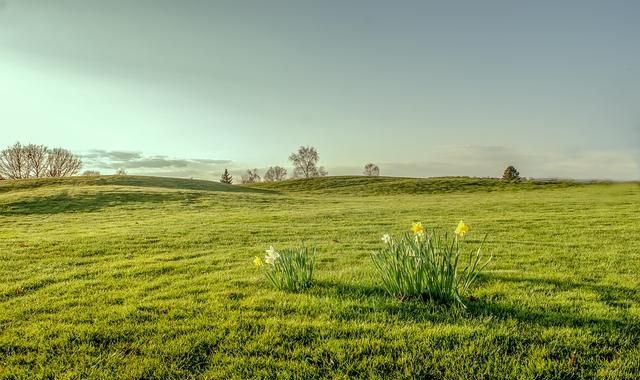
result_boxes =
[0,175,272,195]
[0,176,639,379]
[248,176,598,195]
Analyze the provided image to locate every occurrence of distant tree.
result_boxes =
[83,170,101,176]
[0,142,27,179]
[263,166,287,182]
[502,165,521,181]
[220,168,233,184]
[46,148,82,177]
[241,169,261,184]
[363,163,380,176]
[289,146,327,178]
[24,144,49,178]
[0,143,82,179]
[115,168,127,176]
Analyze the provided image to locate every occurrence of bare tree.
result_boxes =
[83,170,101,176]
[115,168,127,176]
[288,146,327,178]
[263,166,287,182]
[24,144,49,178]
[0,143,82,179]
[46,148,82,177]
[0,143,27,179]
[241,168,261,184]
[363,163,380,176]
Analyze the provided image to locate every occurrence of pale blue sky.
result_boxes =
[1,0,638,179]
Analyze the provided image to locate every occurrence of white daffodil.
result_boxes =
[264,246,280,265]
[381,234,392,244]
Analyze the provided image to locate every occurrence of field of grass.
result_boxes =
[1,175,639,379]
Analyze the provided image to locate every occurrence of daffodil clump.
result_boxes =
[371,221,490,307]
[254,245,316,292]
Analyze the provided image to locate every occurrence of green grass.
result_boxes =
[0,175,639,379]
[0,175,272,195]
[248,175,599,195]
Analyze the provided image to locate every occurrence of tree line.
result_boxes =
[221,145,381,184]
[0,143,82,180]
[1,141,521,184]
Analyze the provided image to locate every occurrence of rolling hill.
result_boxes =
[0,175,272,195]
[247,175,605,195]
[0,175,638,379]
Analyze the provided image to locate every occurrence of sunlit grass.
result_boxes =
[0,176,638,379]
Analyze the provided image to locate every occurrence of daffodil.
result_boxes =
[455,220,470,237]
[414,231,425,243]
[381,234,392,244]
[253,256,264,267]
[410,222,424,235]
[264,246,280,265]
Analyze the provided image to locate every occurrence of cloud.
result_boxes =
[80,150,233,179]
[536,150,639,180]
[329,145,639,180]
[119,158,189,169]
[78,145,639,181]
[393,145,639,180]
[84,150,143,161]
[191,158,234,165]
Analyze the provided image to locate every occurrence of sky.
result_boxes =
[0,0,638,180]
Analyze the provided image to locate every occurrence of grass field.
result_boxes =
[0,175,639,379]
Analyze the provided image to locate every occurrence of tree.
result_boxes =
[288,146,327,178]
[263,166,287,182]
[83,170,101,176]
[46,148,82,177]
[363,163,380,176]
[24,144,49,178]
[0,142,27,179]
[502,165,521,181]
[241,169,261,184]
[220,169,233,184]
[0,143,82,179]
[115,168,127,176]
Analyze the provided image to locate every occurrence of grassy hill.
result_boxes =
[247,175,602,195]
[0,176,273,216]
[0,175,272,194]
[0,176,639,379]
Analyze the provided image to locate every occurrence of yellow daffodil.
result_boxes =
[253,256,264,267]
[410,222,424,235]
[455,220,470,237]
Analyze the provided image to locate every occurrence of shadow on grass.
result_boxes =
[306,276,640,337]
[0,191,201,216]
[307,280,467,323]
[488,273,640,304]
[311,279,389,300]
